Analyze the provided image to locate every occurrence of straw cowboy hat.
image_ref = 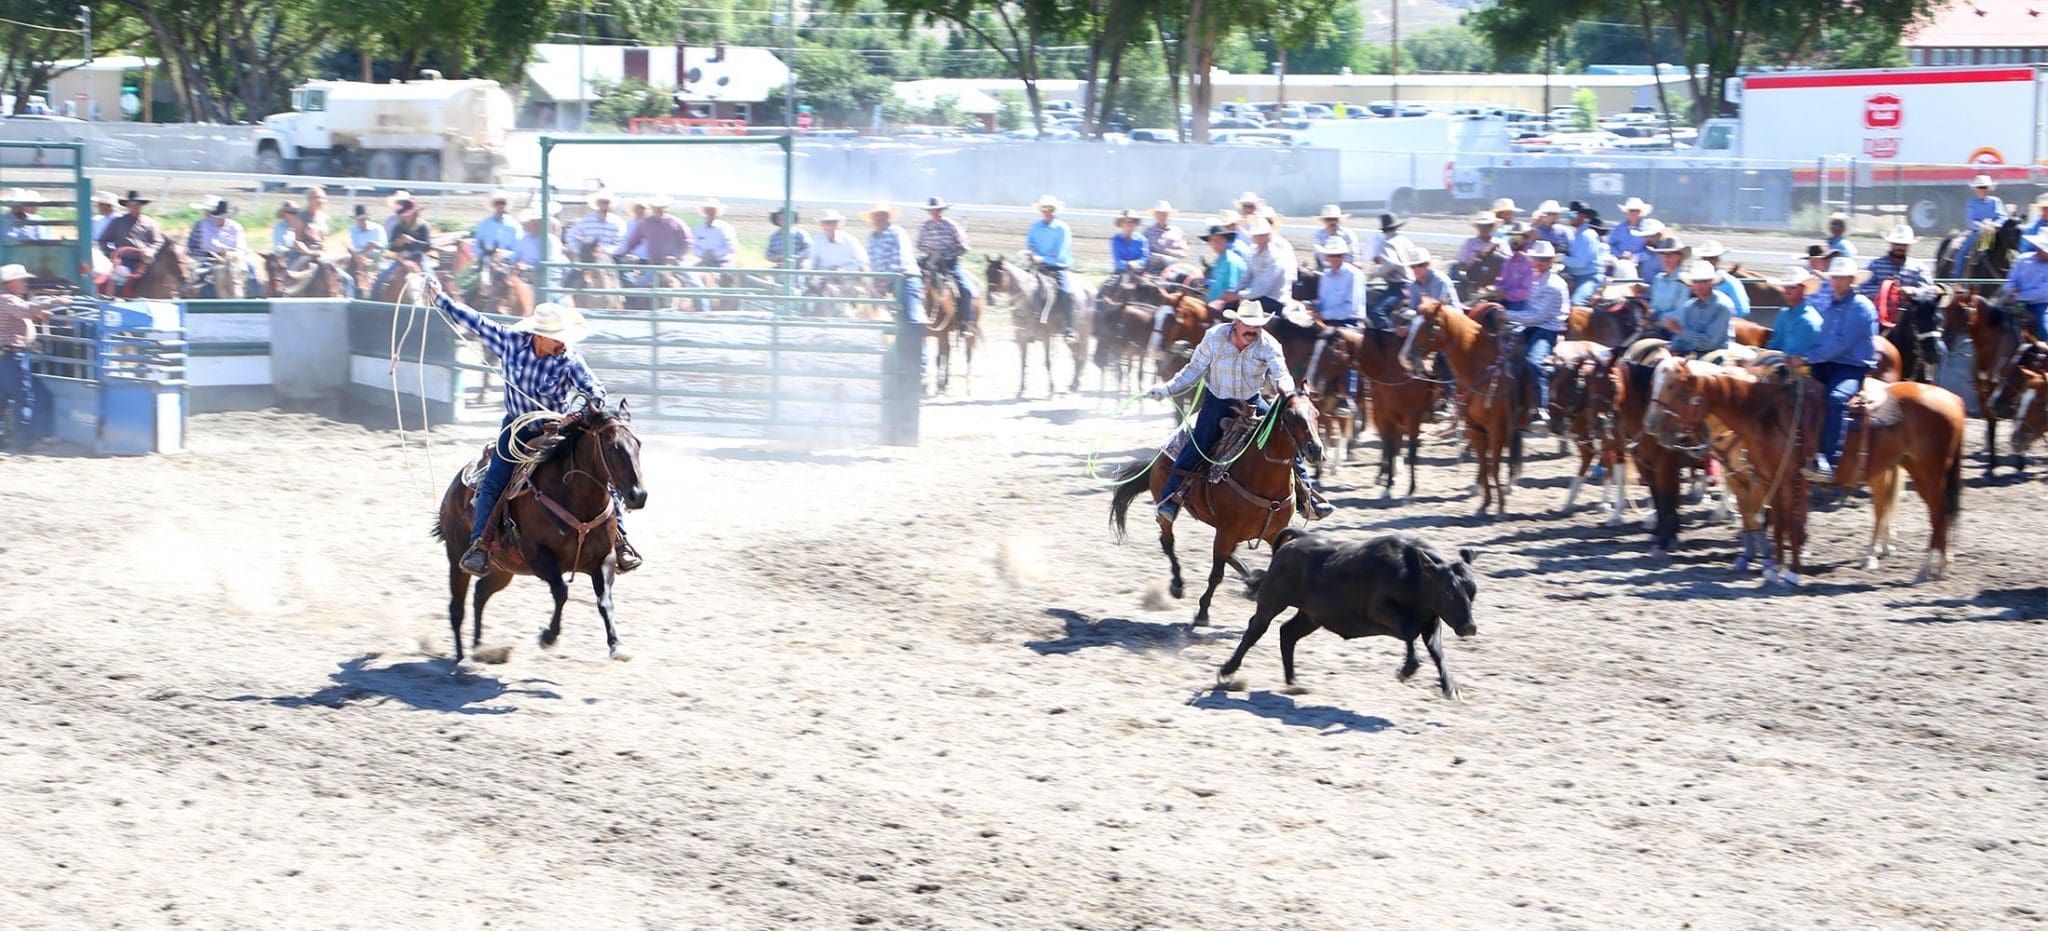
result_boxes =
[1823,256,1869,282]
[1034,194,1062,210]
[1469,210,1500,226]
[1316,204,1347,221]
[1882,224,1918,246]
[1635,218,1666,238]
[91,189,118,206]
[2,188,38,204]
[864,202,898,220]
[1224,302,1275,326]
[509,303,592,345]
[1314,238,1352,256]
[1491,197,1519,214]
[1531,199,1564,216]
[486,189,511,204]
[1970,174,1996,189]
[1113,209,1141,225]
[1401,245,1435,267]
[923,195,950,211]
[1257,204,1281,220]
[1646,236,1687,254]
[1526,241,1558,260]
[1770,265,1820,289]
[1150,200,1175,214]
[0,263,31,283]
[819,209,847,223]
[643,193,674,210]
[584,188,614,208]
[1694,239,1729,260]
[1826,211,1850,224]
[1679,259,1723,284]
[1233,191,1261,206]
[698,197,725,212]
[1618,196,1653,215]
[517,207,547,223]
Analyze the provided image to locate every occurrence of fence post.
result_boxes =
[887,294,921,446]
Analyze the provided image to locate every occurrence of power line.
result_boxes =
[0,15,83,34]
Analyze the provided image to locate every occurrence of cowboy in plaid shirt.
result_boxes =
[916,196,978,327]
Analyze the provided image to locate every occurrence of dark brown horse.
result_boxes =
[1590,341,1691,554]
[1321,326,1440,499]
[1404,300,1528,516]
[1963,293,2036,473]
[921,256,980,395]
[1936,217,2022,292]
[110,241,192,299]
[435,403,649,665]
[986,255,1091,397]
[264,252,350,298]
[1547,340,1634,520]
[1648,359,1964,584]
[1566,295,1645,347]
[1109,392,1325,627]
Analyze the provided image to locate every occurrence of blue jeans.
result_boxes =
[1812,361,1867,466]
[0,349,32,444]
[1160,394,1312,506]
[898,275,927,372]
[2022,302,2048,341]
[945,263,978,328]
[1567,271,1605,305]
[1366,286,1406,329]
[470,414,628,544]
[1325,319,1364,395]
[1520,326,1559,415]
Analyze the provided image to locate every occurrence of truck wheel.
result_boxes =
[255,147,286,176]
[404,153,441,183]
[363,151,403,180]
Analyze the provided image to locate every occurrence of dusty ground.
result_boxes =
[1,325,2044,929]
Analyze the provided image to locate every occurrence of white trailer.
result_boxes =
[1299,116,1513,212]
[254,76,515,184]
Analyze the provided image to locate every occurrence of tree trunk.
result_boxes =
[1080,0,1107,137]
[1099,26,1129,134]
[1186,0,1211,144]
[1158,12,1185,142]
[1636,1,1673,126]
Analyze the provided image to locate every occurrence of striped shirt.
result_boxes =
[435,294,607,417]
[1143,222,1188,263]
[868,224,914,275]
[1161,322,1296,400]
[1509,269,1570,331]
[916,217,971,260]
[568,212,627,256]
[1858,252,1930,298]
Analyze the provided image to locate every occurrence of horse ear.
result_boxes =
[1459,546,1478,565]
[617,397,632,421]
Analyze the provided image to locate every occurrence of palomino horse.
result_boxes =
[1325,326,1441,499]
[1648,358,1964,584]
[264,252,350,298]
[985,255,1091,397]
[1109,391,1325,627]
[1404,300,1530,517]
[184,250,251,299]
[435,402,649,665]
[920,256,979,394]
[1961,293,2035,473]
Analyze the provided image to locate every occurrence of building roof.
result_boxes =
[1907,1,2048,47]
[891,80,1003,115]
[40,56,158,72]
[525,44,790,104]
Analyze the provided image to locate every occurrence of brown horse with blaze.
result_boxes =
[1403,299,1529,517]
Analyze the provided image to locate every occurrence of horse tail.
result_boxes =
[1509,416,1526,481]
[1108,460,1154,542]
[1943,435,1963,531]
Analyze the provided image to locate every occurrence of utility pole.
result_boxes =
[1389,0,1399,114]
[578,4,589,132]
[785,0,796,129]
[1274,48,1287,115]
[1542,38,1553,117]
[78,5,91,64]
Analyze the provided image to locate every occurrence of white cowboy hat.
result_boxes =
[2026,233,2048,253]
[1314,238,1352,256]
[385,190,413,206]
[508,302,592,345]
[1882,224,1917,246]
[1469,210,1499,225]
[1113,209,1141,226]
[1618,196,1653,215]
[1823,257,1868,281]
[1243,218,1274,236]
[1233,191,1261,206]
[923,195,950,211]
[1316,203,1346,220]
[819,209,847,223]
[1770,265,1820,288]
[91,190,118,206]
[486,189,511,203]
[1490,197,1519,213]
[1257,204,1280,220]
[517,207,546,223]
[1531,199,1564,216]
[1679,259,1722,284]
[699,197,725,212]
[3,188,39,203]
[1694,239,1728,259]
[1645,236,1687,254]
[1525,240,1558,260]
[0,263,31,283]
[643,193,673,209]
[1033,194,1062,210]
[1150,200,1175,214]
[1402,246,1434,267]
[1826,211,1850,223]
[864,202,898,220]
[1224,302,1275,326]
[2033,193,2048,208]
[1970,174,1996,189]
[1635,218,1667,237]
[584,188,615,208]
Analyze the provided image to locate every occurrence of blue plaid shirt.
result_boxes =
[436,294,607,417]
[868,224,914,276]
[1858,252,1930,298]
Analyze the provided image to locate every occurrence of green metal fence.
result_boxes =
[0,141,91,293]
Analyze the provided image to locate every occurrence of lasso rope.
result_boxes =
[1084,377,1283,486]
[415,275,567,466]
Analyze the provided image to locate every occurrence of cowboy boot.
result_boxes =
[459,541,491,576]
[614,540,643,573]
[1294,483,1334,521]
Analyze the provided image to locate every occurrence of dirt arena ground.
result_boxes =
[2,320,2044,929]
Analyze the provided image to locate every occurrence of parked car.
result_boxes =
[1207,117,1269,131]
[1128,128,1178,143]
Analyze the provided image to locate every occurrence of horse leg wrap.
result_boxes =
[1147,306,1174,357]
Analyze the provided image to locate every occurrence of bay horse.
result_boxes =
[109,242,191,299]
[264,252,350,298]
[465,251,536,317]
[1093,269,1170,393]
[564,242,623,310]
[1566,295,1645,347]
[1547,340,1634,521]
[1648,358,1964,584]
[1588,340,1691,552]
[434,402,649,665]
[1109,391,1324,627]
[985,255,1090,397]
[1328,326,1440,498]
[1154,289,1213,384]
[1961,293,2035,473]
[920,256,979,394]
[1404,299,1529,517]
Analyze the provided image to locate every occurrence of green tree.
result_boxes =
[587,76,673,129]
[1570,87,1598,131]
[1403,25,1492,74]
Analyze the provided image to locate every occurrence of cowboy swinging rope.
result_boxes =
[1084,377,1281,486]
[415,274,568,466]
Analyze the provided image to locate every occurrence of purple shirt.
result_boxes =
[1498,253,1535,301]
[621,215,690,263]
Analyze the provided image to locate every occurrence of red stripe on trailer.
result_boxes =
[1790,165,2042,184]
[1745,68,2035,90]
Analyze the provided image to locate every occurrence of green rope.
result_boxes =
[1084,377,1281,485]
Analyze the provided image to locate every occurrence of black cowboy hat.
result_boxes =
[769,207,798,224]
[1378,212,1406,231]
[352,204,369,218]
[1566,199,1590,214]
[118,189,151,206]
[1803,243,1840,259]
[1204,223,1234,239]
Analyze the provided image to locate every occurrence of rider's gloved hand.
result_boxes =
[1146,385,1171,402]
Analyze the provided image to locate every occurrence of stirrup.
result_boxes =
[459,542,491,576]
[614,541,642,573]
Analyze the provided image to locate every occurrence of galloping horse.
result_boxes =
[1648,358,1964,584]
[920,256,979,394]
[985,255,1091,397]
[1109,391,1325,627]
[1405,300,1529,517]
[435,402,649,665]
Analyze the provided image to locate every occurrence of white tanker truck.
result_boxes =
[252,74,513,183]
